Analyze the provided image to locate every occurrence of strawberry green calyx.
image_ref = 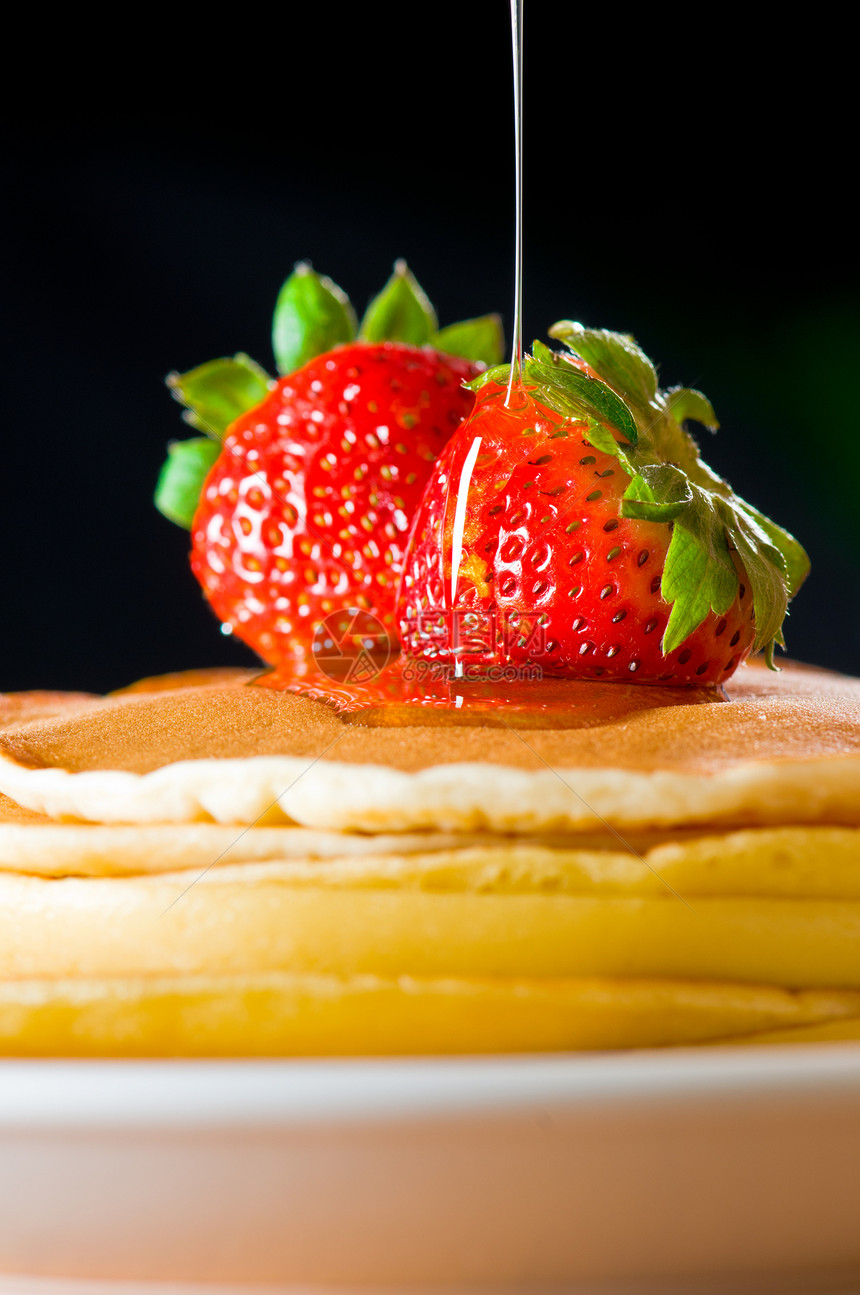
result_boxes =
[358,259,504,364]
[664,386,719,431]
[433,314,505,365]
[167,354,273,435]
[476,321,809,665]
[156,354,274,529]
[274,259,503,369]
[359,259,438,345]
[529,338,639,448]
[156,262,504,531]
[155,438,221,529]
[272,263,357,374]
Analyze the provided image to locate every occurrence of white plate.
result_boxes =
[2,1047,860,1294]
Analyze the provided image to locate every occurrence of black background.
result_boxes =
[2,8,857,692]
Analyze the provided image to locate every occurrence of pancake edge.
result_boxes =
[0,750,858,831]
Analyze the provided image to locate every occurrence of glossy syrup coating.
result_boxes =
[190,342,479,667]
[397,380,756,685]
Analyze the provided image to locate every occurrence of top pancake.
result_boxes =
[0,689,97,733]
[0,660,858,832]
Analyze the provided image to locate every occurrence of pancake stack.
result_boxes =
[1,660,859,1056]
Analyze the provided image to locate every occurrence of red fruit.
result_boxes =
[397,379,757,686]
[191,342,480,668]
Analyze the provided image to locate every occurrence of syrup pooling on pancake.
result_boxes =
[254,655,726,728]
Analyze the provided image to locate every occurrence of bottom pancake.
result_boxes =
[1,973,859,1057]
[714,1017,860,1045]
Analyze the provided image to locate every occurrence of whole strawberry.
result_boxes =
[397,325,809,685]
[156,262,503,668]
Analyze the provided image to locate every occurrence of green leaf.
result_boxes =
[660,488,739,654]
[432,314,505,366]
[582,419,630,460]
[530,339,555,366]
[621,464,693,522]
[714,498,793,653]
[665,386,719,431]
[272,263,357,375]
[465,363,512,392]
[727,516,788,652]
[737,502,810,598]
[548,320,658,404]
[167,354,272,438]
[154,438,221,529]
[359,260,437,345]
[524,351,639,446]
[539,338,569,366]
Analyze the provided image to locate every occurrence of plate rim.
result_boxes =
[2,1044,860,1130]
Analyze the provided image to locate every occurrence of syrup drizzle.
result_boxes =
[249,0,724,726]
[449,433,483,679]
[505,0,525,406]
[447,0,525,671]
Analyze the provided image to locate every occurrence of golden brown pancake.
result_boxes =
[0,659,858,831]
[1,658,856,775]
[110,666,259,695]
[3,972,860,1057]
[0,689,97,732]
[3,854,860,985]
[0,693,97,825]
[0,791,48,823]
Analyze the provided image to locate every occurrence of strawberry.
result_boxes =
[397,325,809,686]
[156,262,503,667]
[191,341,479,666]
